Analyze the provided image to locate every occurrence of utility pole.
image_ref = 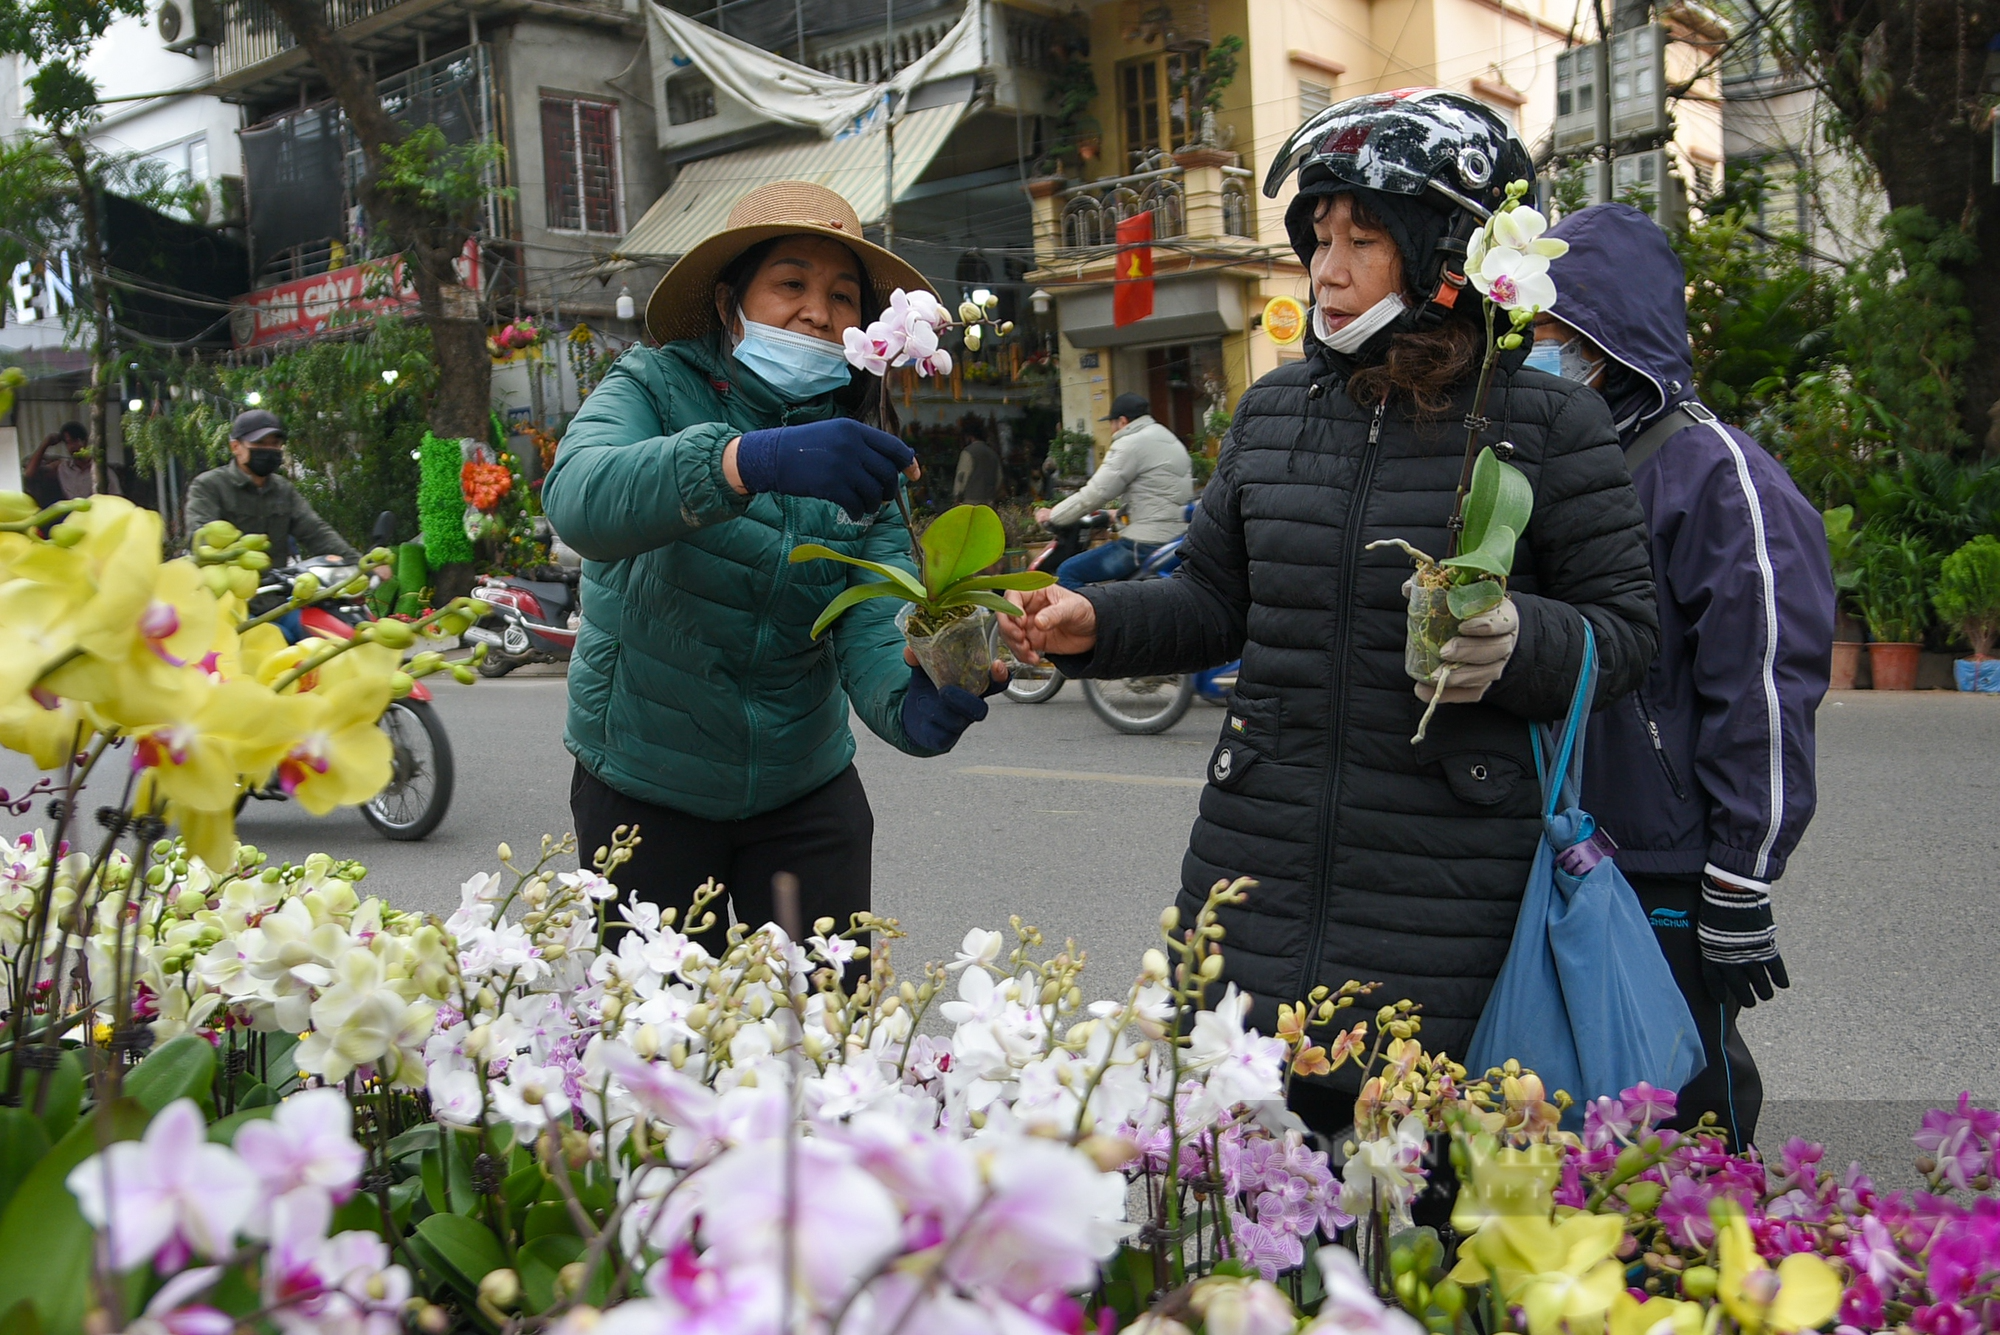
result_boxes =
[882,0,896,252]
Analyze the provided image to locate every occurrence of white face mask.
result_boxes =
[1313,294,1407,355]
[730,317,855,400]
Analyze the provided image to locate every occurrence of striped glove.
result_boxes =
[1697,868,1791,1008]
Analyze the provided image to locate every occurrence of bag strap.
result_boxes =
[1532,621,1598,819]
[1623,401,1717,474]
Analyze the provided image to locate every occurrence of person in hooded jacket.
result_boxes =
[1537,204,1835,1146]
[1001,91,1659,1131]
[542,181,1003,957]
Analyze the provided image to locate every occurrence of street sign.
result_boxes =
[1262,295,1306,346]
[1554,44,1604,153]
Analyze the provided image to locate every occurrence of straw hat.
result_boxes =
[645,180,935,344]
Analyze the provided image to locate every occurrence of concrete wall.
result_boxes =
[493,17,666,326]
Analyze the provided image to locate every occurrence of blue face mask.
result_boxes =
[731,318,855,400]
[1525,334,1600,384]
[1522,339,1566,378]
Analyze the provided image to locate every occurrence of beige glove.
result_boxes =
[1415,596,1519,704]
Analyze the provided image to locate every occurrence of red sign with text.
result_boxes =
[231,243,479,348]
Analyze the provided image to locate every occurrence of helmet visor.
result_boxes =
[1263,94,1445,201]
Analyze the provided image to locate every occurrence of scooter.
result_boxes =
[465,538,581,677]
[1004,505,1241,734]
[240,516,456,840]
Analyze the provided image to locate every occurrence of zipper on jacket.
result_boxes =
[740,483,798,817]
[1299,400,1388,996]
[1631,693,1690,800]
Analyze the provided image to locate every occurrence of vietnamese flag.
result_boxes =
[1113,209,1154,326]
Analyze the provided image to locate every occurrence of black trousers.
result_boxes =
[569,761,873,957]
[1627,871,1764,1148]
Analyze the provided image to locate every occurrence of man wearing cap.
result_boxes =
[1033,392,1192,588]
[183,409,360,564]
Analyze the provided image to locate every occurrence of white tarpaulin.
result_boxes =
[617,101,967,259]
[645,1,983,140]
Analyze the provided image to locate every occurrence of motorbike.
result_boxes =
[464,537,581,677]
[239,513,455,840]
[1005,505,1240,735]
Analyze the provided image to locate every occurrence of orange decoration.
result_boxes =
[461,460,514,513]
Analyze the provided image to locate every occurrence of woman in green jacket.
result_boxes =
[542,181,1000,949]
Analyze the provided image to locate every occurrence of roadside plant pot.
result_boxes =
[898,603,999,695]
[1829,640,1863,691]
[1868,641,1922,691]
[1954,656,2000,693]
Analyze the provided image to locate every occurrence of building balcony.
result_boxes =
[1047,156,1256,253]
[213,0,634,103]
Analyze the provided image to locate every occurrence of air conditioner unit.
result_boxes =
[1609,24,1666,142]
[1553,44,1604,154]
[158,0,219,53]
[1612,149,1684,226]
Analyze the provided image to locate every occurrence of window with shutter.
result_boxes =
[541,96,623,235]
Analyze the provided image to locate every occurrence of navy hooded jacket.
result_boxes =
[1551,205,1835,884]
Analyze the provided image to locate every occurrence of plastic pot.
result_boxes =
[1829,640,1863,691]
[1867,642,1922,691]
[1954,657,2000,693]
[898,604,999,695]
[1403,581,1460,683]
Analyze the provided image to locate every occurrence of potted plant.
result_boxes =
[1823,504,1865,689]
[1366,179,1554,742]
[1934,534,2000,692]
[1854,531,1937,690]
[791,503,1055,693]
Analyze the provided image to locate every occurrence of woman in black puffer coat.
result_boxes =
[1003,91,1657,1129]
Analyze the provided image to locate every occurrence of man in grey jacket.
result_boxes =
[1035,392,1193,587]
[183,409,359,563]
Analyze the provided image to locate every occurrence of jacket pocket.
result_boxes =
[1631,692,1690,800]
[1411,706,1534,809]
[1433,752,1526,807]
[1209,693,1279,788]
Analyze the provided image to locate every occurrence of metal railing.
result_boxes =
[218,0,402,79]
[1060,166,1185,248]
[1221,166,1254,238]
[810,16,956,84]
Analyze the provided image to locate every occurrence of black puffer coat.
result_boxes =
[1060,338,1658,1081]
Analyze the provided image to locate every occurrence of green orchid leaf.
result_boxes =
[1446,578,1505,619]
[414,1212,507,1287]
[0,1111,48,1220]
[1458,449,1533,558]
[810,581,915,638]
[919,505,1006,596]
[788,544,926,600]
[945,571,1059,594]
[125,1034,217,1117]
[517,1234,588,1313]
[1440,524,1521,577]
[936,589,1029,618]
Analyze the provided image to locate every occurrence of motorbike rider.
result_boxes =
[184,410,374,640]
[1001,91,1659,1132]
[1540,204,1835,1146]
[542,181,1003,959]
[1035,392,1193,587]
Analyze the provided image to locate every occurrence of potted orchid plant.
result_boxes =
[791,288,1049,691]
[1368,180,1564,742]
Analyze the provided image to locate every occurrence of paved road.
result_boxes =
[5,676,1994,1185]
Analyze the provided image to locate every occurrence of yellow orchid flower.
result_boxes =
[1450,1135,1563,1237]
[1450,1211,1625,1335]
[1715,1205,1840,1334]
[49,497,163,663]
[277,676,393,815]
[132,680,298,812]
[1608,1291,1705,1335]
[238,621,312,689]
[0,692,89,770]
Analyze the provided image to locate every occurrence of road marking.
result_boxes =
[957,765,1204,788]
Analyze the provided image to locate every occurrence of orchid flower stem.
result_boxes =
[1444,302,1504,562]
[0,497,91,532]
[894,483,927,590]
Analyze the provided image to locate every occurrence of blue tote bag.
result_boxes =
[1465,622,1706,1118]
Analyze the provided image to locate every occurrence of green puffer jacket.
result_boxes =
[542,334,934,821]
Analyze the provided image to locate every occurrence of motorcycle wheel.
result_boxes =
[361,699,455,841]
[477,652,521,678]
[1004,664,1065,704]
[1082,674,1195,734]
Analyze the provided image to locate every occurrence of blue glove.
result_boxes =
[734,418,915,519]
[901,665,998,752]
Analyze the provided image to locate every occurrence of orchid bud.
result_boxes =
[292,573,321,601]
[599,995,623,1025]
[451,664,477,684]
[1199,952,1225,979]
[1680,1265,1718,1299]
[964,326,983,352]
[197,520,242,548]
[633,1024,661,1058]
[373,619,416,649]
[1141,948,1169,981]
[958,300,983,323]
[556,1263,588,1299]
[1159,907,1180,932]
[999,321,1015,335]
[417,1306,450,1335]
[478,1269,520,1310]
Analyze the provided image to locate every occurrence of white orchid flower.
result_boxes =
[1467,245,1557,313]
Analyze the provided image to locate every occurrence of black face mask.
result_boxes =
[245,447,284,477]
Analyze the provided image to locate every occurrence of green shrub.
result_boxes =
[1934,535,2000,658]
[1854,531,1938,644]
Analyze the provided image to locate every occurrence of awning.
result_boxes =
[615,102,967,262]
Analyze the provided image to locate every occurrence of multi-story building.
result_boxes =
[208,0,666,422]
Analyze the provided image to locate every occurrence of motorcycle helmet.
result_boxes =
[1265,88,1535,330]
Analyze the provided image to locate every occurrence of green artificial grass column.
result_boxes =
[419,432,475,568]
